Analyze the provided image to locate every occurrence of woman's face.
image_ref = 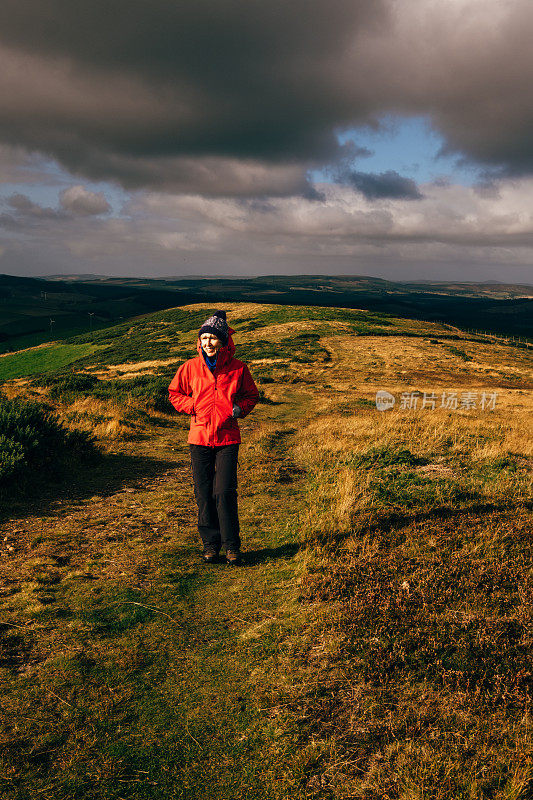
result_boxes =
[200,333,222,356]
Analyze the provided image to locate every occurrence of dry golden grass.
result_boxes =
[293,400,532,557]
[275,324,533,798]
[92,357,180,378]
[241,319,353,341]
[295,402,533,459]
[0,379,31,400]
[179,301,270,318]
[59,396,137,440]
[321,334,533,388]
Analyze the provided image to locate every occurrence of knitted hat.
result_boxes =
[198,310,229,346]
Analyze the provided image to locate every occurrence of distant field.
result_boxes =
[0,343,99,380]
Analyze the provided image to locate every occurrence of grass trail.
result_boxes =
[0,384,317,799]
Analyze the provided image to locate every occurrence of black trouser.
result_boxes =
[189,443,240,553]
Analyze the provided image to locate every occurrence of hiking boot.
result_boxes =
[226,550,242,565]
[202,548,219,563]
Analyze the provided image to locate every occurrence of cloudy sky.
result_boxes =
[1,0,533,283]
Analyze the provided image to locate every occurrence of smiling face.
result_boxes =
[200,332,223,357]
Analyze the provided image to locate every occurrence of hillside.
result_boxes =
[1,273,532,356]
[0,274,207,354]
[0,302,532,799]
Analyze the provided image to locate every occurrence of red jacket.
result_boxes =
[168,327,259,446]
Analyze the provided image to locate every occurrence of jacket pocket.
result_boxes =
[217,396,237,428]
[193,396,211,424]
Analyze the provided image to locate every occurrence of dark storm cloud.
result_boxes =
[0,0,385,179]
[0,0,532,193]
[339,169,422,200]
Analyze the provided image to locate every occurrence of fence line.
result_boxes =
[443,324,532,349]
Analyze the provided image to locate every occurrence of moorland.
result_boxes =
[0,299,532,799]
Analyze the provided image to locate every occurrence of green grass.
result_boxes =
[0,344,99,381]
[237,333,330,364]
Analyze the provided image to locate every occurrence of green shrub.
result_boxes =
[347,445,427,468]
[46,373,100,402]
[43,373,99,391]
[237,333,330,363]
[0,396,96,488]
[98,375,173,413]
[444,345,473,361]
[34,371,174,414]
[354,398,375,408]
[0,434,25,481]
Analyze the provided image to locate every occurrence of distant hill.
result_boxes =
[0,273,207,353]
[0,272,531,354]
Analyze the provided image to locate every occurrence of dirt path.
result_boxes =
[0,386,319,799]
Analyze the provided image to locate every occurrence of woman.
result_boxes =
[168,311,259,565]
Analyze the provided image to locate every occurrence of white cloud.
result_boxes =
[59,185,110,215]
[140,177,533,249]
[2,174,533,280]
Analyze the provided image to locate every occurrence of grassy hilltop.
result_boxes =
[0,302,532,799]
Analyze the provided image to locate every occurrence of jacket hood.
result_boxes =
[197,325,236,366]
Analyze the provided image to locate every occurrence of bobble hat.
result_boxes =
[198,310,229,347]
